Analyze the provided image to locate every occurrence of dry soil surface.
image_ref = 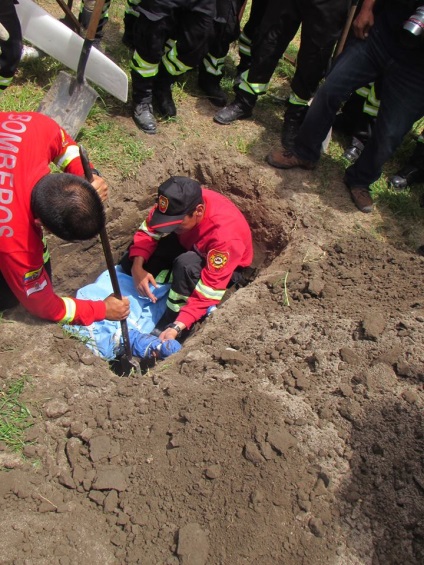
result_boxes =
[1,62,424,565]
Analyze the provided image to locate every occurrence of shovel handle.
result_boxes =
[76,0,106,84]
[79,145,133,361]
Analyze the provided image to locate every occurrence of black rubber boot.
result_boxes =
[153,63,176,118]
[281,103,309,149]
[198,64,227,107]
[213,91,255,125]
[389,141,424,190]
[343,136,365,163]
[133,100,157,134]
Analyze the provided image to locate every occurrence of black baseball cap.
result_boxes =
[148,176,203,233]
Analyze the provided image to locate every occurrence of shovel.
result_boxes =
[79,146,140,377]
[38,0,105,138]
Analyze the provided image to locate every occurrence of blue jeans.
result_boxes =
[294,10,424,189]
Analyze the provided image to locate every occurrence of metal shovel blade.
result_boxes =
[38,71,98,138]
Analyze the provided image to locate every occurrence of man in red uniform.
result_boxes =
[121,176,253,341]
[0,111,130,325]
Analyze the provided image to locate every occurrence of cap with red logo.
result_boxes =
[149,176,203,233]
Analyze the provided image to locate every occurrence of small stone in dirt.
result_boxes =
[402,390,418,404]
[103,489,118,513]
[69,421,85,437]
[308,517,324,537]
[243,441,265,466]
[65,437,82,469]
[92,468,127,492]
[110,531,127,547]
[361,313,385,341]
[267,427,297,455]
[44,399,70,419]
[22,445,37,458]
[307,277,324,297]
[89,435,111,463]
[58,471,75,490]
[205,464,221,480]
[340,347,361,366]
[177,523,209,565]
[88,490,105,506]
[215,349,246,366]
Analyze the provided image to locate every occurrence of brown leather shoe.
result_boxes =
[266,147,316,170]
[350,187,373,213]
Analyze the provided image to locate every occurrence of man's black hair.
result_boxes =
[31,173,105,241]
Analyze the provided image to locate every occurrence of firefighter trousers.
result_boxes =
[0,0,22,91]
[236,0,349,103]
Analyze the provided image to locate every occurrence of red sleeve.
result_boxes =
[128,208,161,262]
[0,252,106,325]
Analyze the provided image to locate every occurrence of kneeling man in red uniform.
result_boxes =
[121,176,253,341]
[0,112,129,325]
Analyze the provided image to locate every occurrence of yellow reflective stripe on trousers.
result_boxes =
[166,288,188,311]
[239,31,251,56]
[356,85,371,98]
[238,70,268,96]
[59,297,77,324]
[0,76,13,87]
[363,102,378,117]
[156,269,172,284]
[195,280,225,301]
[367,84,380,109]
[130,51,159,77]
[162,43,192,76]
[55,145,80,170]
[289,91,309,106]
[203,54,225,76]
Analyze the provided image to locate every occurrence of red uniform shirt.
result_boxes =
[0,112,106,324]
[129,188,253,328]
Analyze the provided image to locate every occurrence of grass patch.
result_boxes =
[0,376,34,453]
[78,119,154,178]
[225,135,255,155]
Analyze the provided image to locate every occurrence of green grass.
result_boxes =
[0,376,34,453]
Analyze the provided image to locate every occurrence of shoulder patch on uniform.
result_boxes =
[207,249,229,271]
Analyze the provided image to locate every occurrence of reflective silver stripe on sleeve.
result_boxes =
[59,297,77,324]
[55,145,81,170]
[195,280,225,301]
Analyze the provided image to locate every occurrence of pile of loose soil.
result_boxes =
[1,69,423,565]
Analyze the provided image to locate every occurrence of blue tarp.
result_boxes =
[64,266,171,360]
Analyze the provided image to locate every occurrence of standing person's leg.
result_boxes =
[198,0,245,107]
[266,34,386,168]
[345,63,424,195]
[281,0,349,148]
[0,0,22,91]
[131,11,174,133]
[154,3,214,117]
[389,129,424,190]
[237,0,269,75]
[123,0,140,48]
[214,0,300,124]
[79,0,111,47]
